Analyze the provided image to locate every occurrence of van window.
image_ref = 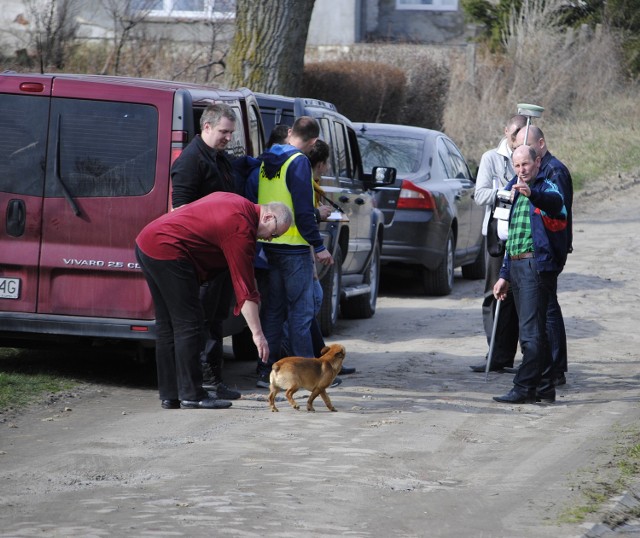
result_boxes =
[317,117,334,176]
[45,99,158,198]
[226,106,247,159]
[247,103,263,155]
[333,120,352,178]
[0,94,48,197]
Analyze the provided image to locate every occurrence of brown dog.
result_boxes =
[268,344,346,412]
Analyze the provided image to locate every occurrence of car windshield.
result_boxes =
[358,133,424,175]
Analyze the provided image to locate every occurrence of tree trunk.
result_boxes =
[225,0,316,96]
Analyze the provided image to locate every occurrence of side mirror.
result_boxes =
[369,166,396,186]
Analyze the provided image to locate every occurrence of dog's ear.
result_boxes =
[320,346,330,355]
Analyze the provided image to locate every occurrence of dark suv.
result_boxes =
[256,94,395,335]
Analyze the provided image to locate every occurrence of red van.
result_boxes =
[0,72,265,357]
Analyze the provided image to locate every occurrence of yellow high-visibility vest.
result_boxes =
[258,152,313,246]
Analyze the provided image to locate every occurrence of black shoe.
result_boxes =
[180,397,232,409]
[330,377,342,388]
[502,366,519,374]
[554,373,567,386]
[493,388,536,404]
[202,381,241,400]
[339,366,356,375]
[469,363,510,373]
[536,388,556,404]
[161,399,180,409]
[256,374,270,389]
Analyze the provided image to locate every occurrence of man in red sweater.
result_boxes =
[136,192,292,410]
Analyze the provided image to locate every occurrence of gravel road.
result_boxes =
[1,173,640,538]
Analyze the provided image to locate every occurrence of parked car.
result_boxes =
[0,72,265,359]
[354,123,485,295]
[256,94,395,335]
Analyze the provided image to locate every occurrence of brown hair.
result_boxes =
[291,116,320,142]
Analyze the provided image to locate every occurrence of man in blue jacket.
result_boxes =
[492,145,568,404]
[252,117,334,388]
[516,126,573,386]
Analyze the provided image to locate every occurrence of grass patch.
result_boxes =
[559,427,640,525]
[0,348,78,412]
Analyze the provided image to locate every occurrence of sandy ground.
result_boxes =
[1,172,640,538]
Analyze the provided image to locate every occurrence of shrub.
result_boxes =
[302,61,406,123]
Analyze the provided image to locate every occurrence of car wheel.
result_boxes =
[319,244,342,336]
[462,236,486,280]
[231,326,259,361]
[422,230,454,296]
[341,242,380,319]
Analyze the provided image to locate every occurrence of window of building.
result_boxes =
[396,0,458,12]
[134,0,235,19]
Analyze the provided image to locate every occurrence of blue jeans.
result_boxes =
[279,278,326,359]
[259,249,315,375]
[547,288,568,374]
[510,258,554,393]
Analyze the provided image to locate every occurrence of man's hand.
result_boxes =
[317,204,332,221]
[253,333,270,363]
[316,249,334,266]
[493,277,510,300]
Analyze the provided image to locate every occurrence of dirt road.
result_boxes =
[2,174,640,538]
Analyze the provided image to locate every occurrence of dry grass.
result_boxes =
[443,0,636,188]
[544,91,640,189]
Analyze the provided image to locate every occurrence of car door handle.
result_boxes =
[339,196,350,203]
[6,198,26,237]
[354,198,365,205]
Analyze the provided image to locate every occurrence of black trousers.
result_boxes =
[482,250,519,367]
[199,271,233,384]
[135,247,208,402]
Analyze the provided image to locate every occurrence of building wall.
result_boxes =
[364,0,465,44]
[307,0,360,46]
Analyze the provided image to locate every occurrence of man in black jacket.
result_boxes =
[170,103,240,400]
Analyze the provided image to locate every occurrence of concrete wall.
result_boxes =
[365,0,465,44]
[308,0,360,46]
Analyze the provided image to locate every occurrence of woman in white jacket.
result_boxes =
[469,114,527,373]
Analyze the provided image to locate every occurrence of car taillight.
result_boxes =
[396,180,436,210]
[170,130,188,165]
[170,147,183,165]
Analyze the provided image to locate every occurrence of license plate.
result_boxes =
[0,277,20,299]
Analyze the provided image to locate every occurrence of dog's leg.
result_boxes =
[285,387,300,410]
[268,385,279,412]
[318,389,337,412]
[306,388,323,412]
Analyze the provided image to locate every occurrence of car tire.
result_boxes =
[422,230,455,296]
[341,242,380,319]
[319,244,342,337]
[461,236,486,280]
[231,326,259,361]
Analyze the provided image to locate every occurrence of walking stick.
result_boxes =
[485,297,501,382]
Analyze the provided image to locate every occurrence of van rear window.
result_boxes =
[0,94,48,197]
[45,99,158,198]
